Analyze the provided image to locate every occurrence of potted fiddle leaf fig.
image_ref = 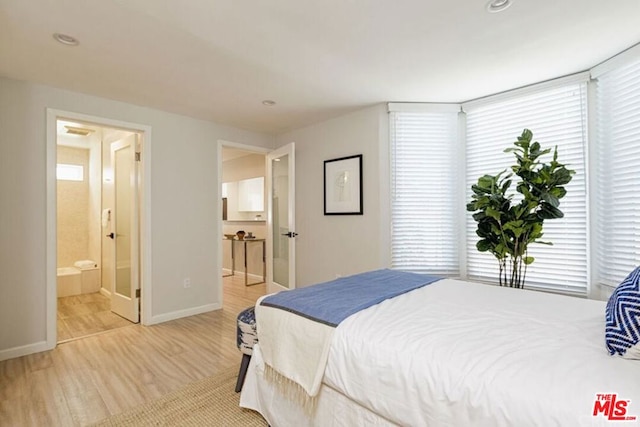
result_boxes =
[466,129,575,289]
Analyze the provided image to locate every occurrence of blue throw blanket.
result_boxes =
[260,269,441,327]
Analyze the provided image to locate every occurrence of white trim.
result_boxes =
[378,106,392,268]
[586,79,598,299]
[148,303,221,325]
[456,110,468,280]
[462,71,591,111]
[0,341,50,362]
[288,145,296,289]
[387,102,460,113]
[46,109,152,353]
[591,42,640,79]
[45,111,58,352]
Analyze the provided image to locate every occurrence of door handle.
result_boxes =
[282,232,298,238]
[106,232,115,239]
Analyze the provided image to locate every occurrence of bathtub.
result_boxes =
[57,265,101,297]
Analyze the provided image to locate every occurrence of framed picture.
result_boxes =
[324,154,363,215]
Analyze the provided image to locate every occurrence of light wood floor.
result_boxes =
[0,275,266,427]
[57,293,133,342]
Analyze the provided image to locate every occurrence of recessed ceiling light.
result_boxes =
[53,33,79,46]
[262,100,276,106]
[486,0,512,13]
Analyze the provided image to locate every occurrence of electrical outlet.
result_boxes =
[183,277,191,288]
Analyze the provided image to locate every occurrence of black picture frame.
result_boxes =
[324,154,363,215]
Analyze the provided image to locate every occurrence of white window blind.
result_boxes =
[464,83,588,294]
[595,59,640,287]
[390,111,460,275]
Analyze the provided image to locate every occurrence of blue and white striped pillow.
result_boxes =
[605,267,640,359]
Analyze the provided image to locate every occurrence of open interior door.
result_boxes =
[109,134,140,323]
[266,142,296,293]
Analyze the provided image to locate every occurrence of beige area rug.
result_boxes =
[92,366,268,427]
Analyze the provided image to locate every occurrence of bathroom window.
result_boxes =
[57,164,84,181]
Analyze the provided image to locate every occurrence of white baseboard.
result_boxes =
[0,340,52,362]
[99,287,111,298]
[148,303,222,325]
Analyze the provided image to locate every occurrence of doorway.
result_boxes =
[47,110,150,347]
[217,140,297,306]
[218,142,271,308]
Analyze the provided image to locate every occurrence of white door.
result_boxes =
[109,134,140,322]
[267,143,296,293]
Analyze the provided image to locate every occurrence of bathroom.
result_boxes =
[56,120,136,342]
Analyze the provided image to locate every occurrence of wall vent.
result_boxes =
[64,125,94,136]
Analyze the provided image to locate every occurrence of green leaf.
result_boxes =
[549,187,567,199]
[476,239,492,252]
[471,211,485,221]
[530,141,540,154]
[485,207,501,222]
[524,256,535,265]
[541,192,560,208]
[501,179,512,194]
[538,204,564,219]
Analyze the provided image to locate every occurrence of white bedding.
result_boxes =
[255,295,335,397]
[244,278,640,426]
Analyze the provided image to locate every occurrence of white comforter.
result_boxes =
[323,279,640,426]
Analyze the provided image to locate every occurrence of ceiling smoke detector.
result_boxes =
[65,125,94,136]
[53,33,79,46]
[486,0,512,13]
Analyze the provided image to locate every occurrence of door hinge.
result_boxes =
[135,152,141,162]
[136,289,141,298]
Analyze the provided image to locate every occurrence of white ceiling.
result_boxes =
[1,0,639,135]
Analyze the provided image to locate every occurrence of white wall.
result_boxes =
[0,76,273,358]
[56,145,90,268]
[276,104,390,287]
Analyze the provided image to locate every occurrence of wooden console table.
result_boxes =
[224,238,266,286]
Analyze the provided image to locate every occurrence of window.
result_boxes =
[389,105,461,275]
[56,164,84,181]
[464,82,589,295]
[390,80,589,295]
[594,57,640,288]
[390,49,640,296]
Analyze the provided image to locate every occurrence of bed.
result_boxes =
[240,271,640,426]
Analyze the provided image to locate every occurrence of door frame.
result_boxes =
[46,109,152,350]
[216,140,271,306]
